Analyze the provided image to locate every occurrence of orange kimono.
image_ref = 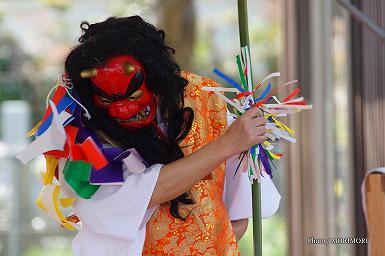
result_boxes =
[142,72,240,255]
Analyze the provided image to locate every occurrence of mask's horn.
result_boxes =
[122,62,135,75]
[80,68,97,78]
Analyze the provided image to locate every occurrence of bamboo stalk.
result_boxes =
[237,1,262,255]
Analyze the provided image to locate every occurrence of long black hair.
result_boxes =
[65,16,194,220]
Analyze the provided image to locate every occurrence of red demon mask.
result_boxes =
[80,55,157,129]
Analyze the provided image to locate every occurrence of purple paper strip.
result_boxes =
[258,144,273,178]
[102,147,125,160]
[90,161,124,185]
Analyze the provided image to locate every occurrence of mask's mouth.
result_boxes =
[115,105,151,123]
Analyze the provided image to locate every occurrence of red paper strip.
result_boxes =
[284,101,306,105]
[235,90,253,99]
[44,125,77,158]
[41,86,67,123]
[65,126,79,147]
[256,92,274,107]
[43,123,108,170]
[283,88,301,102]
[45,143,69,158]
[63,125,86,161]
[65,125,108,170]
[78,138,108,170]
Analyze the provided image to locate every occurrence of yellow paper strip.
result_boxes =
[272,117,295,135]
[27,121,42,137]
[44,156,58,185]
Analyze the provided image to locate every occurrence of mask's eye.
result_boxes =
[128,90,144,101]
[97,95,112,104]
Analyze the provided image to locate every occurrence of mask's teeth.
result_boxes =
[121,106,151,123]
[144,106,150,116]
[128,114,139,121]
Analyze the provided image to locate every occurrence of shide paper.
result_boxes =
[16,82,148,230]
[203,46,312,182]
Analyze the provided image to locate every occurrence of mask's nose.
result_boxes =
[107,100,140,120]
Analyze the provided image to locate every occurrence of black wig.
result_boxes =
[65,16,194,220]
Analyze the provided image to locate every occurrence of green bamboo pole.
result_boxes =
[237,1,262,256]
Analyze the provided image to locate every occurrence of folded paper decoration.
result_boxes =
[203,46,312,181]
[16,82,148,230]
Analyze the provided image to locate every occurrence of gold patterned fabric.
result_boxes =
[142,72,240,255]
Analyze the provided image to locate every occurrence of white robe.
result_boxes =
[62,113,281,256]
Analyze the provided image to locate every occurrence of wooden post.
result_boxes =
[365,173,385,256]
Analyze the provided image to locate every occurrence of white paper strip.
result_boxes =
[17,101,70,164]
[263,104,313,110]
[123,148,146,174]
[284,97,304,103]
[213,91,245,113]
[202,86,240,93]
[257,72,281,87]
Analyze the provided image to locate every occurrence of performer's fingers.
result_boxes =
[255,108,264,117]
[242,106,262,119]
[256,135,267,144]
[252,116,267,127]
[255,126,267,136]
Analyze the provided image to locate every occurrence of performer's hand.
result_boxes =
[151,107,266,207]
[221,107,267,156]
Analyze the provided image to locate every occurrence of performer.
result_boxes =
[61,16,268,255]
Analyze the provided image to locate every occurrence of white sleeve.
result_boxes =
[260,173,281,218]
[223,155,253,220]
[223,111,253,220]
[72,163,162,241]
[223,111,281,220]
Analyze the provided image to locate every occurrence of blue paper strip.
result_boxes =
[254,83,272,102]
[250,145,256,157]
[213,68,245,92]
[36,96,75,136]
